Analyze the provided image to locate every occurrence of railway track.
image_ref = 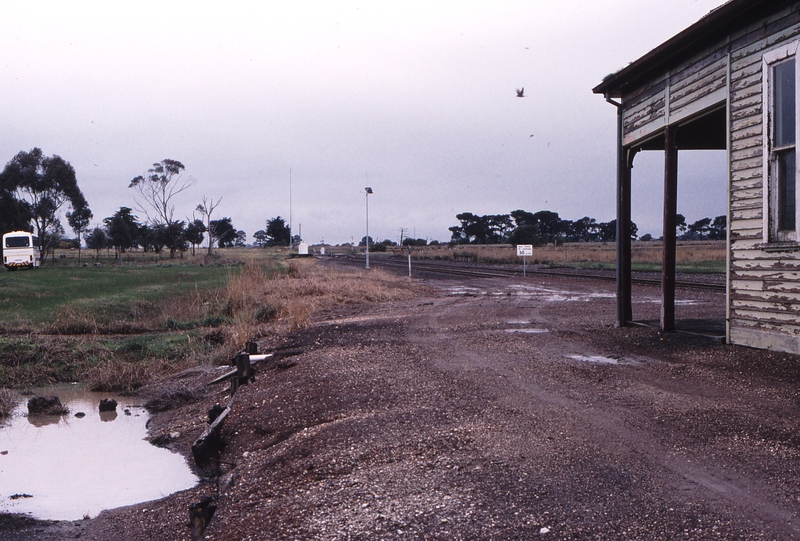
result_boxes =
[326,255,727,292]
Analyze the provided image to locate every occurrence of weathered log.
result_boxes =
[207,403,226,424]
[189,496,217,541]
[207,353,274,386]
[192,406,230,468]
[207,367,238,386]
[231,353,256,393]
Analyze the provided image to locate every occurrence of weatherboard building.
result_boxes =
[594,0,800,354]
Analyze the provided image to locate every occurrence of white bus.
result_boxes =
[3,231,40,270]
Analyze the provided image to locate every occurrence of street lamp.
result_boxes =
[365,187,373,269]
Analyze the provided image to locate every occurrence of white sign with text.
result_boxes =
[516,244,533,257]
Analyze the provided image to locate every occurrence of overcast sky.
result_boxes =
[0,1,729,245]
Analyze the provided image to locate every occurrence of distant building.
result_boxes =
[594,0,800,353]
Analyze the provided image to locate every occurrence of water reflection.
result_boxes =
[99,410,118,422]
[0,386,197,521]
[26,414,63,428]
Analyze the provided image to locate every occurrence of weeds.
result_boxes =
[85,359,164,393]
[0,388,15,417]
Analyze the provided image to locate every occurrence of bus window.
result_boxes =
[5,236,30,248]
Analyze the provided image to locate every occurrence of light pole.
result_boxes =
[365,187,373,269]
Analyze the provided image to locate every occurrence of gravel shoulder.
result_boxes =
[7,270,800,540]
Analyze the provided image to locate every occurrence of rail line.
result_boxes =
[326,255,727,292]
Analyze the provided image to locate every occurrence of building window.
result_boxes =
[764,43,800,242]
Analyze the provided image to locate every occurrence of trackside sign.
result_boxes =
[516,244,533,257]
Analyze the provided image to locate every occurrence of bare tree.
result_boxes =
[128,159,193,258]
[196,195,222,255]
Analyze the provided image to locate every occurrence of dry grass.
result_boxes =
[49,305,100,334]
[223,258,419,334]
[402,241,726,266]
[0,388,15,417]
[86,358,172,393]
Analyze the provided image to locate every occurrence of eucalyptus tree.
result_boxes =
[85,226,108,258]
[196,195,222,254]
[67,197,93,264]
[185,219,206,255]
[0,148,90,261]
[129,159,192,258]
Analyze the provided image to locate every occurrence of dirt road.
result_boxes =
[7,270,800,540]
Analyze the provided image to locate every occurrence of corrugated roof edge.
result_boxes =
[592,0,787,98]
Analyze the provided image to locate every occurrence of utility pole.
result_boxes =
[365,187,373,269]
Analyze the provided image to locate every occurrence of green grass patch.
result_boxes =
[0,265,232,328]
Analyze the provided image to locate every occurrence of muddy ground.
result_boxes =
[5,266,800,540]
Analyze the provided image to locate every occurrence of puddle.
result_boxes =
[566,354,619,365]
[445,285,615,302]
[503,328,549,334]
[506,285,615,302]
[0,386,197,521]
[637,298,701,306]
[446,286,484,296]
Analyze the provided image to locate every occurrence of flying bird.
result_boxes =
[516,87,525,97]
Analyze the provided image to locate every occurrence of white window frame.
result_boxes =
[763,41,800,244]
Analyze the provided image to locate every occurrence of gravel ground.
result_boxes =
[5,269,800,540]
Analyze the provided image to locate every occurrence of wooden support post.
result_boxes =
[617,147,634,326]
[192,406,230,468]
[231,353,255,394]
[614,98,633,327]
[661,125,678,332]
[189,496,217,541]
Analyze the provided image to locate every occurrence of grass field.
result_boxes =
[0,251,417,393]
[381,240,727,273]
[0,265,231,328]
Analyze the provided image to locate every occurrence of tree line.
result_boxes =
[84,207,246,258]
[449,210,726,245]
[0,149,298,261]
[0,148,729,261]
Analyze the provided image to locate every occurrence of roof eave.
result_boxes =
[593,0,784,98]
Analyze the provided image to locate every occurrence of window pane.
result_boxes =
[4,236,30,248]
[774,60,796,147]
[779,149,796,231]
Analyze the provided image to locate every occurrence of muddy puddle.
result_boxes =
[0,385,197,521]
